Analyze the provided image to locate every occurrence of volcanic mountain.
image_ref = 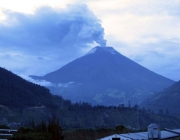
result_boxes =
[30,46,175,105]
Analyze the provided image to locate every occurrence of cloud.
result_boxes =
[129,39,180,81]
[88,0,180,45]
[21,75,54,87]
[0,4,106,48]
[0,4,106,76]
[87,0,180,81]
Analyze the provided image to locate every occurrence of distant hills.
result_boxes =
[30,46,175,105]
[141,80,180,116]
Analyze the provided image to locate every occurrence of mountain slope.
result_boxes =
[0,67,55,109]
[30,46,175,105]
[141,80,180,116]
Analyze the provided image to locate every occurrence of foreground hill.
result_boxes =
[0,67,55,109]
[30,46,174,105]
[141,80,180,116]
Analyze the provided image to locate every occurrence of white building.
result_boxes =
[98,123,180,140]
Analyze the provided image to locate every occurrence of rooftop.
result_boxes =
[99,129,180,140]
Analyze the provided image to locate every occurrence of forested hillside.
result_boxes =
[142,80,180,116]
[55,98,180,129]
[0,67,55,109]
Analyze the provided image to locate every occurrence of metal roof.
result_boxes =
[173,129,180,133]
[98,134,131,140]
[99,129,180,140]
[160,130,179,139]
[121,132,148,140]
[0,129,17,132]
[167,129,180,134]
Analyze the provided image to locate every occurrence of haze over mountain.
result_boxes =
[141,80,180,116]
[30,46,175,106]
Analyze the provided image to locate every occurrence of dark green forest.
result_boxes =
[0,67,56,109]
[3,95,180,129]
[9,120,129,140]
[3,99,180,140]
[142,80,180,116]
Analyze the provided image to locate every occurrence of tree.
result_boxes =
[159,109,164,115]
[165,108,169,115]
[48,119,63,140]
[128,100,131,108]
[133,105,139,110]
[115,125,128,133]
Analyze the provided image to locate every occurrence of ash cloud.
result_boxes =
[0,4,106,50]
[0,4,106,76]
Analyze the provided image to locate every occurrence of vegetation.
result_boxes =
[9,122,129,140]
[0,124,10,129]
[55,99,180,129]
[142,80,180,116]
[1,94,180,130]
[62,126,129,140]
[0,67,56,109]
[9,119,63,140]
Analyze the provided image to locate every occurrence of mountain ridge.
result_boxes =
[30,46,175,105]
[141,80,180,116]
[0,67,55,109]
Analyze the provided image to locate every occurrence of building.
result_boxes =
[98,123,180,140]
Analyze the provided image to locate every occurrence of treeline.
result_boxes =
[9,119,63,140]
[9,121,129,140]
[51,95,180,130]
[60,124,129,140]
[2,94,180,130]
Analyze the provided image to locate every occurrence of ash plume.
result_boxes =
[0,4,107,51]
[0,4,107,76]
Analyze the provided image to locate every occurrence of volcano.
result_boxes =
[30,46,174,105]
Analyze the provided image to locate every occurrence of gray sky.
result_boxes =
[0,0,180,81]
